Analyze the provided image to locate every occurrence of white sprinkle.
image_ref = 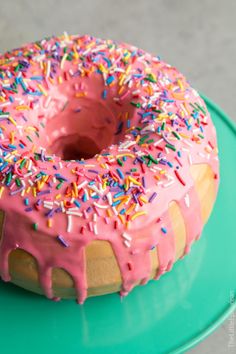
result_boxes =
[60,53,68,69]
[154,138,164,146]
[66,211,82,217]
[44,95,52,108]
[94,224,98,235]
[60,201,65,213]
[122,232,132,241]
[93,202,109,209]
[112,206,118,215]
[182,147,190,152]
[106,192,112,205]
[124,240,131,248]
[163,180,175,188]
[67,215,72,233]
[77,180,88,189]
[198,152,206,158]
[119,140,136,150]
[28,179,34,186]
[183,140,193,147]
[141,124,155,133]
[184,194,190,207]
[188,154,193,165]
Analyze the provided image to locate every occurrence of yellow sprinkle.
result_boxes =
[38,84,48,96]
[113,195,127,202]
[8,116,17,125]
[75,92,87,98]
[128,176,141,186]
[118,214,125,224]
[47,219,52,228]
[183,102,191,114]
[139,196,148,203]
[125,65,131,75]
[26,187,31,194]
[119,74,126,86]
[117,153,135,159]
[118,86,125,95]
[0,186,4,198]
[98,63,108,73]
[177,79,184,91]
[157,113,168,121]
[179,133,190,139]
[86,41,96,49]
[25,126,37,132]
[33,187,37,197]
[131,211,147,221]
[106,208,112,217]
[147,85,153,96]
[73,45,79,60]
[10,131,15,144]
[58,76,63,84]
[55,194,61,200]
[73,182,78,197]
[37,181,45,191]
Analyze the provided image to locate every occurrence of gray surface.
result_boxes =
[0,0,235,353]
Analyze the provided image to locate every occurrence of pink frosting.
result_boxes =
[0,34,219,303]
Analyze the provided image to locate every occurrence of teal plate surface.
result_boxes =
[0,95,235,354]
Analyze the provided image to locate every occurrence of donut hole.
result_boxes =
[44,97,118,161]
[49,134,101,161]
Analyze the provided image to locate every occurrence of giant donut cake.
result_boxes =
[0,34,219,303]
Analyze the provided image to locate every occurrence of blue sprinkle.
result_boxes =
[30,76,44,81]
[0,162,8,171]
[55,173,68,181]
[82,194,87,202]
[161,227,167,234]
[102,90,107,99]
[24,198,29,206]
[106,75,115,85]
[112,200,121,207]
[74,200,81,208]
[114,191,124,198]
[167,161,173,168]
[116,168,124,179]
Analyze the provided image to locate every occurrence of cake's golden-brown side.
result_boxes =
[0,163,216,299]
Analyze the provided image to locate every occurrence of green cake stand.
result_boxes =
[0,95,235,354]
